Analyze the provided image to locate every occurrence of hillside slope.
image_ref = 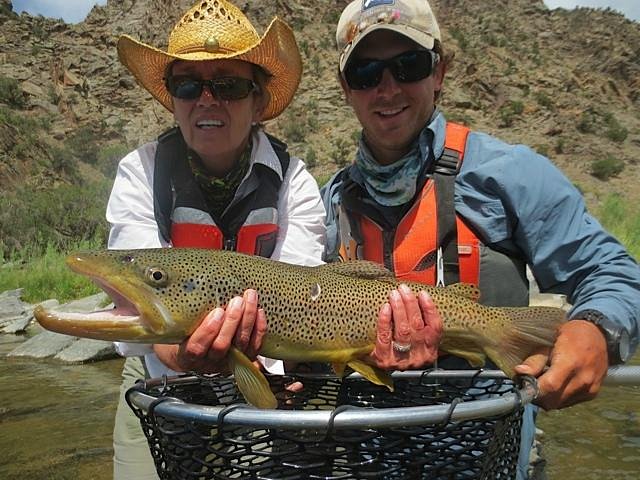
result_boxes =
[1,0,638,206]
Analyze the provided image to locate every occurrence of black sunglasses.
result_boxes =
[165,75,258,101]
[344,50,440,90]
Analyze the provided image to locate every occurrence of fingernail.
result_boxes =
[229,296,243,309]
[245,289,256,302]
[205,308,224,326]
[382,303,392,315]
[419,290,432,301]
[389,290,401,301]
[399,284,412,294]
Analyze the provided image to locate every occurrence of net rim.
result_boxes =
[126,369,537,430]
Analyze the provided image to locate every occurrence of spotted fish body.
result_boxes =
[34,248,566,408]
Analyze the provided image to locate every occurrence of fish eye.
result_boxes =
[146,267,168,286]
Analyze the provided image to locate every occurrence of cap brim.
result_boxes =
[339,24,436,72]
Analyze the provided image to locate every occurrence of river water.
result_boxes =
[1,332,638,479]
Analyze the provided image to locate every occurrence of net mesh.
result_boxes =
[127,371,524,480]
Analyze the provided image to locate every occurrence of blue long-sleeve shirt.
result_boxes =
[322,110,639,356]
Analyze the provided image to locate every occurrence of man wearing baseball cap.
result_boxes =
[323,0,639,478]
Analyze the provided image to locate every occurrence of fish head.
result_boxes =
[34,248,234,343]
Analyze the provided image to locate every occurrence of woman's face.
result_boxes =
[170,59,265,176]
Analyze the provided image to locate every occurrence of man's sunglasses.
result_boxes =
[344,50,440,90]
[165,76,258,101]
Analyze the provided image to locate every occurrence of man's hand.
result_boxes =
[154,289,267,373]
[514,320,609,409]
[369,284,443,370]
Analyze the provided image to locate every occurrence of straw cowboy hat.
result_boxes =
[117,0,302,120]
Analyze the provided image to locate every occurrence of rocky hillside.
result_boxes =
[1,0,639,206]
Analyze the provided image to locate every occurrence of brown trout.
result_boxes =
[34,248,565,408]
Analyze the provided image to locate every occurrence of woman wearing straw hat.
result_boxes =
[107,0,441,477]
[107,1,328,477]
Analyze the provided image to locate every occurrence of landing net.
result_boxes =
[126,369,535,480]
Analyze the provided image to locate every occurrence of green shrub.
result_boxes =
[499,100,524,127]
[0,77,26,109]
[282,116,306,144]
[98,143,130,177]
[0,180,111,261]
[577,111,597,134]
[534,91,554,109]
[305,146,317,169]
[590,156,625,180]
[65,125,102,164]
[50,144,80,180]
[450,28,469,51]
[299,39,310,58]
[331,138,353,167]
[604,114,628,143]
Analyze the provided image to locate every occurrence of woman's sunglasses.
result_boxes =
[165,76,257,101]
[344,50,440,90]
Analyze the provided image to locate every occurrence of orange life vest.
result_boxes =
[338,122,481,286]
[153,128,289,257]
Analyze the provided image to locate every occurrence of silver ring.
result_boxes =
[392,341,412,353]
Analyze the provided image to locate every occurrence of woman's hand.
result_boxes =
[154,288,267,373]
[368,284,443,370]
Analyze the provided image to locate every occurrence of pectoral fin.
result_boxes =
[347,359,394,392]
[227,347,277,409]
[332,362,347,377]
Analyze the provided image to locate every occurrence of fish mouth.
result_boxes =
[33,251,177,343]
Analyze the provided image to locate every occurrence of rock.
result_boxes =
[1,315,32,334]
[60,292,109,312]
[8,330,77,358]
[4,292,116,363]
[55,338,117,363]
[20,80,45,97]
[0,288,29,332]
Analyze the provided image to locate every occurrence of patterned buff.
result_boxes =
[188,140,252,219]
[354,134,425,207]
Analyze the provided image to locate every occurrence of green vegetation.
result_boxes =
[590,155,625,180]
[0,241,101,303]
[604,113,628,143]
[597,193,640,260]
[0,181,111,261]
[498,100,524,127]
[0,77,26,109]
[577,110,597,134]
[450,27,469,51]
[305,146,317,168]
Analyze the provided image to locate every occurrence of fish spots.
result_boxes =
[182,279,197,293]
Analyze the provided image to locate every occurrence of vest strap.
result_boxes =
[434,123,470,285]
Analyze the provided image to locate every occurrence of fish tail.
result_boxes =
[486,307,566,378]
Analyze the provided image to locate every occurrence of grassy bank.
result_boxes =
[0,241,102,303]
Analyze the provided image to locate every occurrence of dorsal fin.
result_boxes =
[444,282,481,302]
[318,261,396,281]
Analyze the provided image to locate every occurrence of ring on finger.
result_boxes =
[392,341,412,353]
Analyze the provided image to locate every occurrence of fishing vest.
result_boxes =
[336,122,528,308]
[152,128,290,257]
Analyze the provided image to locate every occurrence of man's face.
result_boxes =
[341,30,444,165]
[170,59,263,176]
